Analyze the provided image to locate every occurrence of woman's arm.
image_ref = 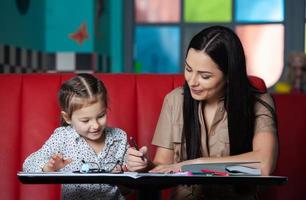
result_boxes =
[151,130,278,175]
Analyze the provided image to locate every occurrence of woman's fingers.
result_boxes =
[149,164,181,173]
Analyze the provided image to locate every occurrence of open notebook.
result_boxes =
[181,162,261,176]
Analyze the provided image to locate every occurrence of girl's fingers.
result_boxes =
[63,159,72,166]
[127,148,144,157]
[122,165,128,172]
[126,160,148,171]
[127,154,147,164]
[48,162,54,168]
[139,146,148,155]
[51,153,63,161]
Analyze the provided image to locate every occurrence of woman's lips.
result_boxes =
[190,88,203,95]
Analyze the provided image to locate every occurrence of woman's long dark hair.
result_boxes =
[182,26,276,159]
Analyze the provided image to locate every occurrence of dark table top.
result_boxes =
[17,172,288,190]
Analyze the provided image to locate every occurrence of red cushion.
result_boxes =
[97,74,137,140]
[261,94,306,200]
[0,74,301,200]
[248,75,267,92]
[136,75,174,159]
[20,74,62,200]
[0,75,22,200]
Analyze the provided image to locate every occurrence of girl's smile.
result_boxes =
[63,100,107,143]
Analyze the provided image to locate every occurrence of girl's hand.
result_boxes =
[42,154,72,172]
[149,163,182,173]
[112,161,128,173]
[126,146,151,172]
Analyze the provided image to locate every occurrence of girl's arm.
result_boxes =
[151,130,278,175]
[22,127,68,172]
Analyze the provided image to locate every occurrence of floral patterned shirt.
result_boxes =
[23,126,129,200]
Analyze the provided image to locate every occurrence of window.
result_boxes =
[125,0,304,88]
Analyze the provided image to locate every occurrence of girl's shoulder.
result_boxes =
[52,126,79,139]
[53,126,74,133]
[105,127,127,141]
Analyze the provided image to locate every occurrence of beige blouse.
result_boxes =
[152,87,276,163]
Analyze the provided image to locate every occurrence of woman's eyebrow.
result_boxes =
[185,61,213,74]
[185,61,191,68]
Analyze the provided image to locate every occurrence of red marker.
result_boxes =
[201,169,229,176]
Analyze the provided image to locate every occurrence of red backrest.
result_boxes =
[248,75,267,92]
[261,94,306,200]
[0,75,22,200]
[20,74,62,200]
[0,74,182,200]
[0,74,304,200]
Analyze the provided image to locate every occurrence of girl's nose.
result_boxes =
[91,120,100,129]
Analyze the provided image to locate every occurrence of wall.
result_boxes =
[0,0,124,72]
[0,0,45,50]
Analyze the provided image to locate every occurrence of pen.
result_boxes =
[129,136,145,161]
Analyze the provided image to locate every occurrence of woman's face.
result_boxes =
[184,48,226,102]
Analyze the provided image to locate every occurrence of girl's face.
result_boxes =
[184,48,226,103]
[63,100,107,143]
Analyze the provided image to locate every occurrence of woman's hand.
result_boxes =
[42,154,72,172]
[126,146,152,172]
[149,163,182,173]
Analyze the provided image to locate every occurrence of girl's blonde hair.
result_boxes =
[58,73,108,126]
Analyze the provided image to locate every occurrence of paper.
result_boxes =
[225,165,260,175]
[181,161,261,176]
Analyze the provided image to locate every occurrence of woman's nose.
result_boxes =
[189,73,199,86]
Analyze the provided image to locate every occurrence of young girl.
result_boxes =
[23,73,128,200]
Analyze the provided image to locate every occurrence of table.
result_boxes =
[18,172,287,199]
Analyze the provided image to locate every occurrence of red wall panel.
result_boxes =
[19,74,62,200]
[0,75,22,200]
[136,74,174,159]
[97,74,137,140]
[0,74,303,200]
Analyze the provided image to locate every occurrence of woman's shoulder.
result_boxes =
[254,92,276,114]
[166,87,184,97]
[164,87,184,104]
[255,92,275,106]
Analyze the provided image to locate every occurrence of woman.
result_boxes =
[126,26,278,199]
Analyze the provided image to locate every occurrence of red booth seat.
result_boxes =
[0,74,305,200]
